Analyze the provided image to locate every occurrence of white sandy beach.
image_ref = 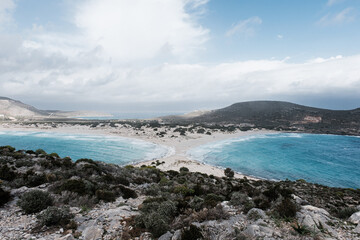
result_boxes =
[0,122,274,179]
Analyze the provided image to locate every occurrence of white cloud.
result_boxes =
[0,0,15,29]
[277,34,283,39]
[0,1,359,111]
[226,16,262,37]
[318,7,356,26]
[327,0,345,7]
[73,0,209,62]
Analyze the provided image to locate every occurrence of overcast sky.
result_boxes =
[0,0,360,113]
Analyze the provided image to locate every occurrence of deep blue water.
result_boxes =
[0,131,170,165]
[188,133,360,189]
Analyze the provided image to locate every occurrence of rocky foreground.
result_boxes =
[1,146,360,240]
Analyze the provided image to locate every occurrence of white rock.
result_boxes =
[349,211,360,224]
[56,234,75,240]
[82,226,104,240]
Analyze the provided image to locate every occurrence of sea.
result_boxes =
[188,133,360,189]
[0,131,171,165]
[1,131,359,188]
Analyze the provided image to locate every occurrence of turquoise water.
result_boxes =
[188,133,360,189]
[0,131,170,165]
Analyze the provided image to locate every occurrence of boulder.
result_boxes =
[159,231,173,240]
[242,224,274,238]
[349,211,360,224]
[82,226,104,240]
[56,234,75,240]
[296,205,337,238]
[171,229,182,240]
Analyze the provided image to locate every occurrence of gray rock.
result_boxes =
[349,211,360,224]
[354,223,360,233]
[171,229,182,240]
[77,220,96,232]
[82,226,104,240]
[158,231,173,240]
[243,224,274,238]
[296,205,338,237]
[56,234,75,240]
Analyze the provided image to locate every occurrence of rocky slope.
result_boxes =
[161,101,360,136]
[1,146,360,239]
[0,97,111,120]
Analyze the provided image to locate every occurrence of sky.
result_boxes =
[0,0,360,113]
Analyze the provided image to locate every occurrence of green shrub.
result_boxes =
[75,158,98,165]
[49,153,60,158]
[0,145,16,152]
[117,185,138,199]
[180,167,189,173]
[60,179,87,195]
[18,190,53,214]
[37,206,74,226]
[0,165,16,181]
[224,168,234,178]
[181,225,203,240]
[336,207,358,219]
[143,212,170,237]
[96,189,116,202]
[276,198,297,218]
[0,187,11,207]
[35,149,47,155]
[25,174,47,187]
[230,192,248,206]
[173,185,195,196]
[204,193,224,208]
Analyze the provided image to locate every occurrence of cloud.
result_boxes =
[318,7,356,26]
[277,34,283,39]
[226,16,262,37]
[73,0,209,62]
[327,0,345,7]
[0,0,15,29]
[0,1,359,111]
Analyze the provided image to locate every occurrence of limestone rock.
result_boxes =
[82,226,104,240]
[349,211,360,224]
[56,234,75,240]
[159,231,173,240]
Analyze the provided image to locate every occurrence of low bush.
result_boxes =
[0,187,11,207]
[181,225,203,240]
[204,193,224,208]
[276,198,297,218]
[18,190,53,214]
[37,206,74,227]
[0,165,16,181]
[224,168,234,178]
[336,206,358,219]
[116,185,138,199]
[60,179,88,195]
[96,189,116,202]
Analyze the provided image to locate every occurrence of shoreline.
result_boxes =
[0,122,276,179]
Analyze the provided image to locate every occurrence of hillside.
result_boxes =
[161,101,360,135]
[0,97,111,120]
[0,97,49,119]
[1,146,360,239]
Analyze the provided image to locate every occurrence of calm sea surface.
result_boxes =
[0,131,170,165]
[188,133,360,188]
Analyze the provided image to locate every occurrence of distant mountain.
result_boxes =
[0,97,48,119]
[161,101,360,135]
[0,97,112,120]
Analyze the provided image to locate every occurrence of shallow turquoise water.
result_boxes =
[188,133,360,189]
[0,131,170,165]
